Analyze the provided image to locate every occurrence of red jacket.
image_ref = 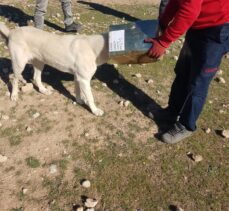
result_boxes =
[159,0,229,48]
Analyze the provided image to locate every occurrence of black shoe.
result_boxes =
[149,107,178,123]
[161,122,193,144]
[65,22,82,32]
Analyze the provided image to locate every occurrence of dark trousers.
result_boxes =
[168,23,229,131]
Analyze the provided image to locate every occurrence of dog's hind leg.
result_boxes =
[10,51,27,101]
[77,78,104,116]
[74,75,84,105]
[33,60,52,95]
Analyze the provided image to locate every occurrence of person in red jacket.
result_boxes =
[145,0,229,144]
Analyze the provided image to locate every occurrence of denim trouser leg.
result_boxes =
[168,42,192,115]
[34,0,49,29]
[60,0,73,26]
[170,24,229,131]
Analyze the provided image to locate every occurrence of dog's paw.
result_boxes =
[92,108,104,116]
[40,88,52,95]
[10,94,18,101]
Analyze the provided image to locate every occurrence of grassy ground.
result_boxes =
[0,1,228,211]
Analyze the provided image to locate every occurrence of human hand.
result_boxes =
[144,38,167,59]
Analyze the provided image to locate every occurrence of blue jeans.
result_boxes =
[168,23,229,131]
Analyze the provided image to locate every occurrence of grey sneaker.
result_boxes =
[65,22,82,32]
[161,122,193,144]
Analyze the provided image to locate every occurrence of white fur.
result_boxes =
[0,23,109,116]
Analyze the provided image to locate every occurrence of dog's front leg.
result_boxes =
[78,78,104,116]
[33,61,52,95]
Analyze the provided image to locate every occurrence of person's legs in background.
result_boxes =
[60,0,82,32]
[34,0,49,29]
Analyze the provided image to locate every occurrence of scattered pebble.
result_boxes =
[85,208,95,211]
[33,112,40,119]
[133,73,141,78]
[165,49,170,54]
[217,69,223,75]
[215,77,226,84]
[49,164,58,174]
[102,82,107,87]
[84,198,98,208]
[124,100,130,107]
[173,55,178,61]
[76,207,84,211]
[26,126,32,132]
[146,79,154,84]
[113,64,118,68]
[73,101,77,105]
[128,64,132,67]
[1,115,9,120]
[0,154,7,163]
[119,100,124,106]
[205,128,211,134]
[22,188,28,194]
[81,180,91,188]
[187,152,203,162]
[56,13,61,18]
[221,130,229,138]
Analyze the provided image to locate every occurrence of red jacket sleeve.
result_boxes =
[159,0,204,48]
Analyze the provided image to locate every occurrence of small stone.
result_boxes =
[119,100,124,106]
[22,188,28,194]
[5,91,10,97]
[26,126,32,132]
[173,55,178,61]
[217,69,223,75]
[165,49,170,54]
[0,154,7,163]
[102,82,107,87]
[124,100,130,107]
[1,115,9,120]
[73,101,77,105]
[221,130,229,138]
[215,77,226,84]
[81,180,91,188]
[85,133,89,137]
[176,207,184,211]
[91,16,95,20]
[208,100,213,104]
[187,152,203,162]
[133,73,141,78]
[85,208,95,211]
[193,155,203,162]
[56,13,61,18]
[76,207,84,211]
[146,79,154,84]
[33,112,40,119]
[205,128,211,134]
[49,164,57,174]
[21,83,33,93]
[84,198,98,208]
[128,64,132,67]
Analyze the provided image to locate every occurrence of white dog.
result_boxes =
[0,23,109,116]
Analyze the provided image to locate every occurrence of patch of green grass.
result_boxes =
[25,156,40,168]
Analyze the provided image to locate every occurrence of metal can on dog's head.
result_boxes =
[108,20,160,64]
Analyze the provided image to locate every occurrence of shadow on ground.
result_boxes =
[0,58,167,133]
[78,1,140,22]
[0,4,65,31]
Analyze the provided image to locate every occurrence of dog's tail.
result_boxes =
[0,22,10,42]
